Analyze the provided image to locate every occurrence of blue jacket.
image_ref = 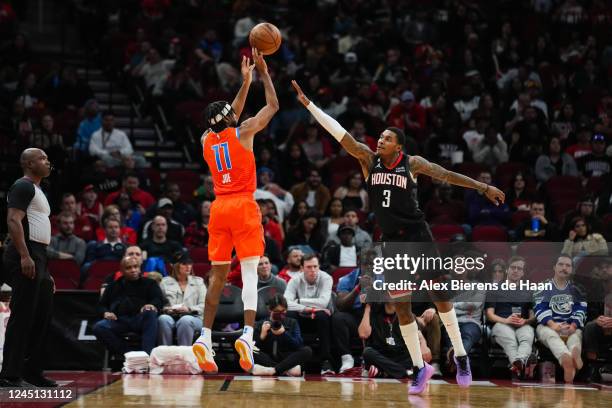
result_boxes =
[534,279,587,328]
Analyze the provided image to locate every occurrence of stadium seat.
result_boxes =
[453,162,489,181]
[471,225,508,242]
[332,267,356,289]
[83,260,120,291]
[211,285,244,352]
[256,285,283,319]
[192,263,211,280]
[584,176,603,195]
[545,176,582,200]
[190,246,209,263]
[511,211,531,229]
[47,259,80,290]
[431,224,465,242]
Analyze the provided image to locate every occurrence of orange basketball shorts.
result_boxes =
[208,194,264,262]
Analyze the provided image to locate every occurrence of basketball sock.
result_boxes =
[242,325,254,342]
[201,327,212,346]
[439,309,467,357]
[240,257,259,312]
[400,322,424,369]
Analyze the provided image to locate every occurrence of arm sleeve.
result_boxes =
[88,131,105,157]
[570,286,587,328]
[534,290,552,325]
[118,131,133,156]
[281,319,303,348]
[7,180,35,211]
[73,238,87,266]
[284,279,305,312]
[534,156,549,183]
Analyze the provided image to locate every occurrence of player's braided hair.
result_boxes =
[204,101,234,133]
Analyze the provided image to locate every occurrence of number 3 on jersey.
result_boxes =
[382,189,391,207]
[212,142,232,184]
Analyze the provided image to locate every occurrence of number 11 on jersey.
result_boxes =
[211,142,232,172]
[382,189,391,207]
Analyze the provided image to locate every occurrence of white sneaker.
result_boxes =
[235,336,256,373]
[192,336,218,373]
[252,364,275,376]
[339,354,354,373]
[432,362,442,377]
[285,365,302,377]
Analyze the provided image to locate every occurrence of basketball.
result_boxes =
[249,22,281,55]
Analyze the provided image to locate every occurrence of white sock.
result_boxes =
[241,257,259,311]
[201,327,212,345]
[242,325,254,342]
[439,309,467,357]
[400,322,424,369]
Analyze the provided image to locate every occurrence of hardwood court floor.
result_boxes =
[66,374,611,408]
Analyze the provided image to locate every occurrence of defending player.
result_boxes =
[292,81,504,393]
[193,49,279,374]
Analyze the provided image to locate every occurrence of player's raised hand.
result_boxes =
[291,80,310,107]
[252,47,268,73]
[484,185,505,206]
[241,55,255,83]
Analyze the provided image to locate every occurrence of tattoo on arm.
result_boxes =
[340,134,375,175]
[410,156,486,192]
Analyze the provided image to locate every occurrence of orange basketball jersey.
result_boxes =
[202,127,256,196]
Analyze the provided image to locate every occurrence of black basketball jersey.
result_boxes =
[366,152,424,235]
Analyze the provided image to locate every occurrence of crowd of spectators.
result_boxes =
[0,0,611,381]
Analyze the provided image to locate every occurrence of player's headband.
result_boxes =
[209,103,232,125]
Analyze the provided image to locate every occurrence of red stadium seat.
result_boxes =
[545,176,582,200]
[332,267,356,289]
[453,162,489,182]
[584,177,603,195]
[495,162,529,191]
[190,247,209,263]
[47,259,80,290]
[83,260,120,291]
[193,263,211,280]
[471,225,508,242]
[511,211,531,228]
[431,224,465,242]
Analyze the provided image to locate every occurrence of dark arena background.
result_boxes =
[0,0,611,406]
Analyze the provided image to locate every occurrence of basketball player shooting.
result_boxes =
[292,81,504,393]
[193,48,279,374]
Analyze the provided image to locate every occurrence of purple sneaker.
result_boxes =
[408,363,434,395]
[454,355,472,387]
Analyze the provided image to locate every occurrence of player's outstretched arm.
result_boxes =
[231,55,255,119]
[291,80,375,177]
[239,48,279,146]
[409,155,505,205]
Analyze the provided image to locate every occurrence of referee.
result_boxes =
[0,148,57,388]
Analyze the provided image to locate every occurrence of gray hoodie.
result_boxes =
[284,271,333,312]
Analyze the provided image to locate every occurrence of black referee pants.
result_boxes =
[1,242,54,380]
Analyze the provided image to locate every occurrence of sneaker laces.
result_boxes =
[411,366,424,386]
[456,357,469,375]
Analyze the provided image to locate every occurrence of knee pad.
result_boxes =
[240,257,259,311]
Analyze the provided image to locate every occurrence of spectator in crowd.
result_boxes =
[52,192,95,242]
[387,90,426,138]
[284,254,334,375]
[193,174,215,203]
[47,212,87,267]
[74,99,101,159]
[278,248,304,283]
[485,256,536,379]
[327,209,372,249]
[104,173,155,210]
[535,254,587,383]
[320,198,344,242]
[254,168,294,224]
[333,171,369,212]
[257,199,284,251]
[535,136,579,183]
[132,48,174,97]
[95,205,138,245]
[77,184,104,227]
[29,113,67,170]
[515,201,560,242]
[320,224,358,273]
[141,198,185,243]
[562,216,608,257]
[140,215,184,263]
[257,255,287,292]
[290,169,331,215]
[424,184,465,225]
[583,260,612,382]
[279,143,310,189]
[563,196,603,235]
[284,200,309,232]
[184,200,210,248]
[147,183,197,228]
[89,111,146,168]
[285,210,325,253]
[299,123,335,170]
[359,303,431,379]
[114,192,142,232]
[83,218,127,277]
[488,259,507,284]
[252,294,312,377]
[466,171,511,226]
[158,252,206,346]
[472,126,509,169]
[93,255,162,355]
[577,134,611,178]
[565,122,593,160]
[101,245,144,295]
[350,119,377,151]
[505,172,534,212]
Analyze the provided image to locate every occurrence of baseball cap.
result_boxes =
[338,224,355,235]
[592,133,605,142]
[83,184,95,192]
[173,250,193,265]
[158,198,174,208]
[344,52,357,63]
[400,90,415,102]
